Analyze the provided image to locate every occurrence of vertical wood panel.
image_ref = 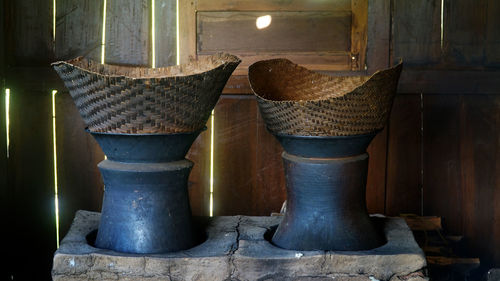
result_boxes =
[213,96,258,215]
[55,0,103,61]
[444,0,488,65]
[392,0,441,65]
[366,0,390,73]
[0,1,10,275]
[178,0,196,64]
[459,95,500,266]
[105,0,150,65]
[254,112,286,216]
[187,124,211,217]
[12,0,54,64]
[155,0,176,67]
[3,0,57,279]
[366,128,388,214]
[423,95,462,234]
[385,94,422,216]
[7,0,54,66]
[351,0,368,70]
[485,0,500,67]
[55,91,104,238]
[8,90,55,280]
[0,0,4,76]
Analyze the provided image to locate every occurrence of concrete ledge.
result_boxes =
[53,211,428,281]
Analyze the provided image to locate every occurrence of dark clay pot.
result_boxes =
[89,129,203,254]
[272,133,386,251]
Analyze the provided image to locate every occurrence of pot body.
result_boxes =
[272,134,385,251]
[90,131,202,254]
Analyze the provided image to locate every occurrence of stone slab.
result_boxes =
[487,269,500,281]
[52,211,428,281]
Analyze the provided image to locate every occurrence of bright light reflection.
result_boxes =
[5,89,9,158]
[101,0,107,64]
[209,109,214,217]
[176,0,180,65]
[52,90,60,248]
[151,0,156,68]
[256,15,272,29]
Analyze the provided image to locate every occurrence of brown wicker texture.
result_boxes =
[248,59,403,136]
[52,53,241,134]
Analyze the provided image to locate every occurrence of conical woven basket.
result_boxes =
[249,59,403,136]
[52,53,241,134]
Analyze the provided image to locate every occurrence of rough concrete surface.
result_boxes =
[52,211,428,281]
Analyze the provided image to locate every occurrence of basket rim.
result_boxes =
[248,58,403,104]
[51,52,241,80]
[273,130,380,139]
[85,126,207,136]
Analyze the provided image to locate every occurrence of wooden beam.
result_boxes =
[196,0,352,12]
[398,68,500,95]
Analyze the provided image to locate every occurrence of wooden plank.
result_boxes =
[196,0,352,12]
[8,90,55,280]
[105,0,150,65]
[398,69,500,95]
[154,0,176,67]
[459,95,500,266]
[366,0,390,73]
[366,128,388,214]
[402,215,442,231]
[254,106,286,216]
[5,0,54,66]
[392,0,441,65]
[422,95,462,234]
[485,0,500,67]
[186,122,211,217]
[427,256,480,266]
[351,0,368,70]
[197,11,351,54]
[218,52,352,88]
[213,96,257,215]
[385,94,422,216]
[444,0,488,65]
[178,0,196,64]
[55,0,103,61]
[55,91,104,238]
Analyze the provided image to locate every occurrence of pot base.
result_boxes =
[95,159,196,254]
[272,152,385,251]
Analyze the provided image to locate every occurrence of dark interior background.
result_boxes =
[0,0,499,280]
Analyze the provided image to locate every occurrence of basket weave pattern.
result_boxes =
[52,53,240,134]
[249,59,403,136]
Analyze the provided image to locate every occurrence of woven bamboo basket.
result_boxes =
[248,59,403,136]
[52,53,241,134]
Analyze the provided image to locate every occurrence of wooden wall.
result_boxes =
[1,0,500,279]
[391,0,500,268]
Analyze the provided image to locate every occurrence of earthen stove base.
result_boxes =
[52,211,428,281]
